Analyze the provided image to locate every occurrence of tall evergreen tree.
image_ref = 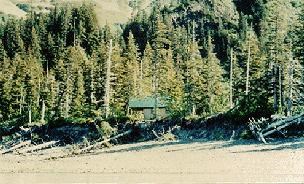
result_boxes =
[240,26,266,97]
[201,36,228,115]
[111,40,128,115]
[261,0,300,114]
[125,32,140,98]
[29,27,41,59]
[158,49,184,114]
[184,41,204,116]
[3,19,25,59]
[141,43,153,97]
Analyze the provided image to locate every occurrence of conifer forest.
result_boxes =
[1,0,304,143]
[3,1,304,183]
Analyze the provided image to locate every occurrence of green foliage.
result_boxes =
[16,4,31,12]
[96,121,117,138]
[228,95,273,122]
[140,43,153,97]
[239,129,253,140]
[0,0,304,129]
[199,36,229,116]
[185,114,200,122]
[125,32,140,98]
[50,117,89,127]
[128,112,144,122]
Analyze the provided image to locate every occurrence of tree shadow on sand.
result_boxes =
[84,138,304,156]
[231,139,304,153]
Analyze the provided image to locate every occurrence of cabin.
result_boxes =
[128,97,167,120]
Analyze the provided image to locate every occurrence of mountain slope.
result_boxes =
[8,0,152,25]
[0,0,26,17]
[93,0,133,25]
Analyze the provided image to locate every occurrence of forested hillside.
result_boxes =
[9,0,152,26]
[0,0,303,129]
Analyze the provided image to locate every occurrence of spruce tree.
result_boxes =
[291,5,304,114]
[3,19,25,59]
[125,32,140,98]
[201,36,228,115]
[0,58,15,120]
[78,3,100,55]
[29,27,41,60]
[54,59,71,118]
[261,0,299,114]
[184,41,204,116]
[45,70,58,120]
[111,40,128,115]
[141,43,153,97]
[158,49,184,114]
[239,26,267,98]
[0,40,7,68]
[65,46,88,117]
[23,54,43,124]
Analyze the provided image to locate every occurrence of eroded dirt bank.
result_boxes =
[1,139,304,183]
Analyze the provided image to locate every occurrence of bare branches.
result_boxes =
[248,114,304,143]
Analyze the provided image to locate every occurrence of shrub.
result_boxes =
[157,132,176,142]
[16,3,31,12]
[227,94,273,125]
[239,130,253,139]
[185,114,200,121]
[49,117,90,128]
[97,121,117,138]
[128,112,144,122]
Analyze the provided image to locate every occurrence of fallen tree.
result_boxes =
[0,140,31,154]
[249,114,304,143]
[17,141,60,154]
[79,129,132,153]
[44,129,133,160]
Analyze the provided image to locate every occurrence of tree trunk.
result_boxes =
[64,91,70,118]
[192,20,196,45]
[140,59,143,95]
[192,104,196,116]
[18,141,59,154]
[90,65,95,105]
[20,87,25,114]
[287,59,294,117]
[41,100,45,123]
[153,57,158,120]
[104,39,113,118]
[229,48,234,109]
[28,107,32,124]
[37,78,41,107]
[278,64,283,113]
[273,63,278,112]
[245,35,250,95]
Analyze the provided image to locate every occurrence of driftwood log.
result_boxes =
[79,129,132,153]
[17,141,60,154]
[249,114,304,143]
[0,140,31,154]
[44,129,133,160]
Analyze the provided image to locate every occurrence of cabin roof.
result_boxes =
[128,97,166,108]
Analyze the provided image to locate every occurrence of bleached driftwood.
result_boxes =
[17,141,59,154]
[0,140,31,154]
[79,129,132,153]
[152,129,160,138]
[262,115,303,136]
[249,114,304,143]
